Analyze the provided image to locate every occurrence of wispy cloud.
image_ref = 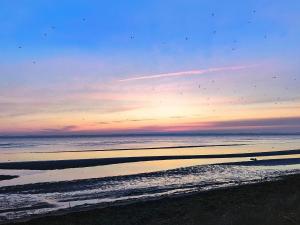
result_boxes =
[118,65,254,82]
[40,125,78,134]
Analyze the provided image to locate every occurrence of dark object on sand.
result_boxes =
[0,175,18,181]
[250,157,258,161]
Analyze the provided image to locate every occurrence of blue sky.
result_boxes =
[1,0,299,58]
[0,0,300,135]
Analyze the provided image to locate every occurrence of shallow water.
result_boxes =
[0,135,300,184]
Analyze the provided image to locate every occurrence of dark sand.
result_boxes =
[8,174,300,225]
[0,175,18,181]
[0,149,299,170]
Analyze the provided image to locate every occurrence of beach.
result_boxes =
[5,173,300,225]
[2,1,300,224]
[1,135,300,224]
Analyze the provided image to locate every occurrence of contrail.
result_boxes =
[118,65,254,82]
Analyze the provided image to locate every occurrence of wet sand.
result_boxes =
[6,173,300,225]
[0,149,299,170]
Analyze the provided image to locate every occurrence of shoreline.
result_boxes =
[4,173,300,225]
[1,158,299,193]
[1,157,299,224]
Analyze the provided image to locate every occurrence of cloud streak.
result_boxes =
[118,65,254,82]
[129,116,300,133]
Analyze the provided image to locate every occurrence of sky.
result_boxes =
[0,0,300,135]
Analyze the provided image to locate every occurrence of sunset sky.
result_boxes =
[0,0,300,135]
